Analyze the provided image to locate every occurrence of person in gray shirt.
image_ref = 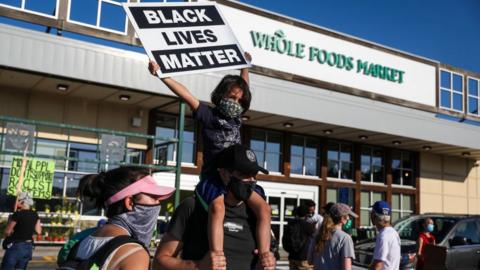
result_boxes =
[307,203,357,270]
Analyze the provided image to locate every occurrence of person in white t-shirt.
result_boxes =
[369,201,401,270]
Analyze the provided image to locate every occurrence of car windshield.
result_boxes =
[394,216,459,243]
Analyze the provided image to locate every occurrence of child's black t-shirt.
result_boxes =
[194,102,241,176]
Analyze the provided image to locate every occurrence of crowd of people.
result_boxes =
[1,53,439,270]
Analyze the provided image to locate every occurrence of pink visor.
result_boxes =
[105,175,175,206]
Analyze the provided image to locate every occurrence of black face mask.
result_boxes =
[227,176,256,201]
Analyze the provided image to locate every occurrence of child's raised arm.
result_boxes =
[148,61,200,111]
[240,52,252,85]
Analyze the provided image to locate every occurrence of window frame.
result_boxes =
[154,113,196,166]
[360,146,385,184]
[439,69,464,113]
[391,150,415,187]
[289,135,320,177]
[249,128,283,174]
[360,191,386,227]
[327,141,354,181]
[391,193,414,223]
[467,76,480,116]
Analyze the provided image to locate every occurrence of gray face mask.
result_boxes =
[218,98,243,119]
[109,203,161,247]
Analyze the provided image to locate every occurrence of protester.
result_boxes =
[369,201,401,270]
[416,217,436,270]
[1,192,41,270]
[62,166,174,270]
[304,200,323,232]
[308,203,357,270]
[154,144,275,270]
[321,202,335,216]
[283,204,315,270]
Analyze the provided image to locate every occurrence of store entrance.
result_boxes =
[267,192,313,247]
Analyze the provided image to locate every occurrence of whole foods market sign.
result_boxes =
[218,4,436,107]
[251,30,405,84]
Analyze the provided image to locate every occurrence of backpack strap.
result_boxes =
[65,241,82,262]
[89,236,148,269]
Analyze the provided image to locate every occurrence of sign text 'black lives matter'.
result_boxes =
[124,3,249,77]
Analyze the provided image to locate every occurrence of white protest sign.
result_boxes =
[124,2,250,77]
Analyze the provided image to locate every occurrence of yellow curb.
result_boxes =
[43,256,57,262]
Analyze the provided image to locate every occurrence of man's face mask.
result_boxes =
[218,98,243,119]
[227,176,255,201]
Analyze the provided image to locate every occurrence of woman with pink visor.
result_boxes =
[72,166,175,270]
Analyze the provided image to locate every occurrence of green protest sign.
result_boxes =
[7,157,55,199]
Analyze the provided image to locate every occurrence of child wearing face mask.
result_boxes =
[416,218,436,270]
[149,54,273,269]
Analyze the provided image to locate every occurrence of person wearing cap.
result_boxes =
[308,203,357,270]
[155,144,275,270]
[1,191,41,270]
[70,166,175,270]
[369,201,401,270]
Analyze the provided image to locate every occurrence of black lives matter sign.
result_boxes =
[124,2,249,77]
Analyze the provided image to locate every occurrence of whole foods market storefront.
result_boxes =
[0,0,479,246]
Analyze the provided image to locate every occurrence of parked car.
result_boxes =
[353,214,480,270]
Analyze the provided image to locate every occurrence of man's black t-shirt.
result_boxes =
[167,196,256,270]
[11,210,38,242]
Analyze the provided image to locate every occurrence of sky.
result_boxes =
[236,0,480,74]
[0,0,479,74]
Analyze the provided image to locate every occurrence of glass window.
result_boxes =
[69,0,98,25]
[327,142,353,180]
[327,187,354,206]
[392,150,414,186]
[361,146,384,183]
[154,114,196,164]
[360,191,385,226]
[0,0,22,8]
[250,129,282,173]
[290,135,319,176]
[467,77,480,116]
[36,139,67,170]
[68,142,99,173]
[391,194,414,223]
[439,70,463,112]
[451,220,480,245]
[99,1,126,32]
[25,0,57,16]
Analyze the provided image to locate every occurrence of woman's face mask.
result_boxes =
[427,223,434,232]
[218,98,243,119]
[109,202,161,247]
[227,176,255,201]
[342,218,353,231]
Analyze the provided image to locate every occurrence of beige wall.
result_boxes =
[0,87,151,149]
[420,152,480,215]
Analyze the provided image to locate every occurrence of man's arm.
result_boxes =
[342,257,352,270]
[4,220,16,236]
[154,233,226,270]
[370,260,384,270]
[34,219,42,235]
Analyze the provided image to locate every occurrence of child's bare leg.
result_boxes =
[246,192,271,254]
[208,195,225,253]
